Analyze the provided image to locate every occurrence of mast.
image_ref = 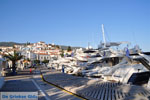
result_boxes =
[88,42,89,49]
[102,24,106,48]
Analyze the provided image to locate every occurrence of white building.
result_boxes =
[36,53,51,61]
[0,55,6,89]
[21,51,36,61]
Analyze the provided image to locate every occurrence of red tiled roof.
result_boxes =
[37,53,49,55]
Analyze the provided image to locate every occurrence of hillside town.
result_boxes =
[0,41,73,72]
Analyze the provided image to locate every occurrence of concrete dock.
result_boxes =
[1,68,150,100]
[42,69,150,100]
[0,69,83,100]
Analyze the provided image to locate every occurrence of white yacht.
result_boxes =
[102,53,150,85]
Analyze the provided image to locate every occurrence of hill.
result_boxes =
[0,42,83,50]
[0,42,25,47]
[59,45,83,50]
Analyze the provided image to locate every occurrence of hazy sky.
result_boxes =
[0,0,150,51]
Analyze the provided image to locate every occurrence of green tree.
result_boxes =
[13,45,15,49]
[4,51,23,75]
[34,60,40,65]
[60,49,64,57]
[42,59,49,67]
[42,59,49,64]
[67,46,72,52]
[26,42,30,45]
[56,45,60,49]
[27,58,30,62]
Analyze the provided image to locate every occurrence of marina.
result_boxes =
[0,25,150,99]
[0,0,150,99]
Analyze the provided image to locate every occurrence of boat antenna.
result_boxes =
[102,24,106,47]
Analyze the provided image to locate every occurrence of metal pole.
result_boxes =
[102,24,106,47]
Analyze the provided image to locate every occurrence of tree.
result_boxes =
[27,58,30,62]
[55,45,60,49]
[34,60,40,65]
[26,42,30,45]
[4,51,23,75]
[60,49,64,57]
[42,59,49,67]
[67,46,72,52]
[13,45,15,49]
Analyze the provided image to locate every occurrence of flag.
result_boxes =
[103,51,106,56]
[126,48,130,57]
[71,52,74,57]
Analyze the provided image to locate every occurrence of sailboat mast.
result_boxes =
[102,24,106,47]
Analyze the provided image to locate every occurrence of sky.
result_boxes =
[0,0,150,51]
